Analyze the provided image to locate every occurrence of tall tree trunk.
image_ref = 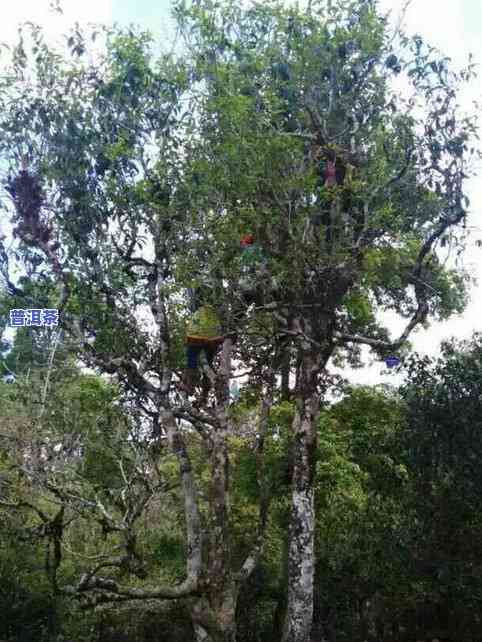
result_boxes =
[192,592,237,642]
[282,348,320,642]
[190,340,273,642]
[189,441,238,642]
[191,338,238,642]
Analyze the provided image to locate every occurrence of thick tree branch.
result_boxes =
[64,574,199,601]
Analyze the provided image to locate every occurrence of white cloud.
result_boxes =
[377,1,482,360]
[0,0,113,48]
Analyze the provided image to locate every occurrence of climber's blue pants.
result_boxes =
[186,345,217,369]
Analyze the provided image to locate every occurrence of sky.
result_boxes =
[1,0,481,385]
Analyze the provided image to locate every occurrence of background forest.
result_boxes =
[1,0,482,641]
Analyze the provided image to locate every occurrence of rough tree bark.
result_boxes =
[195,339,237,641]
[282,344,321,642]
[190,337,271,642]
[190,418,238,642]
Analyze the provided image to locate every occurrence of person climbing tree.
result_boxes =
[323,154,338,187]
[307,144,358,247]
[238,233,267,307]
[183,304,224,396]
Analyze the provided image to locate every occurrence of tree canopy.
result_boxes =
[0,1,480,641]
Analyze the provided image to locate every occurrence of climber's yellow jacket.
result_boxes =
[186,305,224,346]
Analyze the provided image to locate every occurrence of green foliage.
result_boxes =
[150,532,186,579]
[0,0,480,639]
[0,522,58,642]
